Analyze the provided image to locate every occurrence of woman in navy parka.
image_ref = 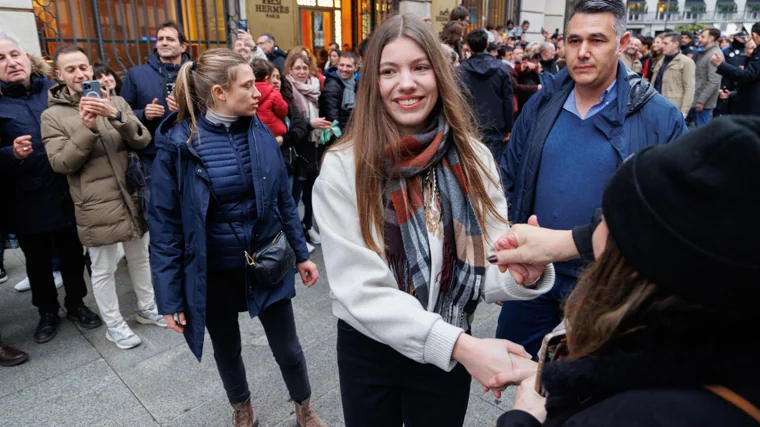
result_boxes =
[148,49,326,427]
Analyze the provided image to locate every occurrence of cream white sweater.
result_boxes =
[312,141,555,372]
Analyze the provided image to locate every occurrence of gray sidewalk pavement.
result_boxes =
[0,246,517,426]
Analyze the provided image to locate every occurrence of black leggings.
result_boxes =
[337,320,472,427]
[205,271,311,404]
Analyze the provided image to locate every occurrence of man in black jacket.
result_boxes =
[712,22,760,116]
[457,28,514,161]
[318,52,358,137]
[257,33,288,73]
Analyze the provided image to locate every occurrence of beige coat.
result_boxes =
[621,54,643,74]
[651,53,696,115]
[693,44,724,110]
[41,84,150,247]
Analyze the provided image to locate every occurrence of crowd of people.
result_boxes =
[1,0,759,426]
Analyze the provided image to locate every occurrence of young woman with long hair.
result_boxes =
[148,48,326,427]
[312,14,555,426]
[283,47,332,246]
[496,116,760,426]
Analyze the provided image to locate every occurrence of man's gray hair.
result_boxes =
[568,0,627,40]
[540,42,556,54]
[259,32,275,43]
[0,31,24,51]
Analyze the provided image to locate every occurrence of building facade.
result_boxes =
[627,0,760,35]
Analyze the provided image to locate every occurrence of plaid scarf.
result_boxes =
[383,117,487,328]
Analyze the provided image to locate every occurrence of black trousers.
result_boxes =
[337,320,472,427]
[16,226,87,315]
[206,270,311,404]
[292,171,317,230]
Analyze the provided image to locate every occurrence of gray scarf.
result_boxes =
[341,76,356,110]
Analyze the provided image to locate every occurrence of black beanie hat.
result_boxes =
[602,116,760,316]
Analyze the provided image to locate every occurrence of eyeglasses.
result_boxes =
[291,66,310,72]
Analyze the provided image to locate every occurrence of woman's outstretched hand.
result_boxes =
[297,260,319,287]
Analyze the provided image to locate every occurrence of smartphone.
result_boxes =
[237,19,248,31]
[534,329,568,397]
[166,82,175,97]
[82,80,102,99]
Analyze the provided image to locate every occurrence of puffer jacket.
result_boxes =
[652,53,696,115]
[0,60,77,235]
[501,61,688,224]
[318,66,356,133]
[148,111,310,360]
[255,81,288,137]
[41,84,151,247]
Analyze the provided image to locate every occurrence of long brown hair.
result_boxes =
[332,14,504,254]
[565,235,693,360]
[173,48,248,143]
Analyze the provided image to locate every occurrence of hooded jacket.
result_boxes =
[255,81,289,137]
[318,66,357,133]
[40,84,151,247]
[457,52,514,134]
[148,111,309,360]
[120,51,191,159]
[0,58,76,235]
[501,61,688,224]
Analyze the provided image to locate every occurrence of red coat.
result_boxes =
[255,81,288,137]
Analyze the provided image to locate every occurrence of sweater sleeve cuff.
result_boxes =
[423,319,463,372]
[496,410,543,427]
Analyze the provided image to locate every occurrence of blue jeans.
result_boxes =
[496,272,577,359]
[693,108,712,127]
[483,129,506,164]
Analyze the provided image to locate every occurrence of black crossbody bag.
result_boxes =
[208,186,296,291]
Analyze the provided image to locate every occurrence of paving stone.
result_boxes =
[0,359,155,427]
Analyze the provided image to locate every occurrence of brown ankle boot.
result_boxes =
[231,397,258,427]
[294,397,326,427]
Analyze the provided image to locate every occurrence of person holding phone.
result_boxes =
[149,48,325,427]
[312,15,555,427]
[42,45,163,351]
[493,116,760,427]
[233,29,267,64]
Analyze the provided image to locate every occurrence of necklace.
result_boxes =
[424,169,442,238]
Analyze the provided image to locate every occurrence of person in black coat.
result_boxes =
[270,68,310,190]
[457,28,513,162]
[492,116,760,427]
[318,51,358,137]
[712,22,760,116]
[0,34,101,346]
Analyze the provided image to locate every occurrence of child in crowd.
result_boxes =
[251,59,288,139]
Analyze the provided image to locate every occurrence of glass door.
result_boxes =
[299,9,334,54]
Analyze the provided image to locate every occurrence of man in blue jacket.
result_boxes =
[0,33,101,347]
[458,28,513,162]
[497,0,687,358]
[120,21,190,185]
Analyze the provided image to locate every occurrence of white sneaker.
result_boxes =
[15,272,64,292]
[307,228,321,245]
[306,242,315,254]
[136,308,167,327]
[106,321,142,349]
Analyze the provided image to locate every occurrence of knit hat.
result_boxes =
[602,116,760,316]
[680,31,693,40]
